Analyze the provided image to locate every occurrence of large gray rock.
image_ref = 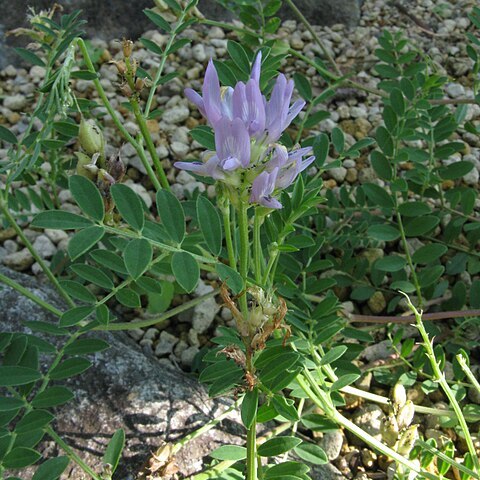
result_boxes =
[0,0,361,68]
[0,266,242,478]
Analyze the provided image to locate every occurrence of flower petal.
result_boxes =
[203,59,222,124]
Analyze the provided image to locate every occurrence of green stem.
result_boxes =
[0,271,63,317]
[253,211,264,284]
[76,38,162,191]
[222,201,237,270]
[238,202,250,316]
[457,353,480,395]
[295,101,313,144]
[0,197,75,309]
[46,426,102,480]
[246,418,257,480]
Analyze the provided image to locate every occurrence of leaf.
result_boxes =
[68,226,105,260]
[143,9,171,32]
[171,252,199,293]
[331,127,344,154]
[15,47,46,67]
[390,88,405,116]
[375,255,406,272]
[404,215,439,236]
[418,265,444,288]
[0,125,18,144]
[59,280,96,304]
[331,373,361,390]
[197,196,222,256]
[166,38,191,55]
[215,263,244,295]
[70,264,114,290]
[370,150,392,180]
[32,456,69,480]
[294,442,328,465]
[471,280,480,308]
[116,288,141,308]
[156,190,185,244]
[258,436,302,457]
[2,447,42,468]
[0,367,42,386]
[412,244,447,264]
[124,238,153,279]
[103,429,125,472]
[362,183,394,208]
[15,410,54,434]
[367,224,400,241]
[70,70,98,80]
[140,37,163,55]
[241,388,258,429]
[49,358,92,380]
[227,40,251,74]
[111,184,145,231]
[272,395,299,422]
[293,72,312,101]
[210,445,247,461]
[31,387,74,408]
[60,306,95,327]
[397,201,431,217]
[438,161,474,180]
[319,346,348,366]
[313,133,329,167]
[0,397,25,412]
[90,249,127,274]
[53,121,79,137]
[69,175,104,221]
[31,211,93,230]
[189,126,215,150]
[64,339,110,356]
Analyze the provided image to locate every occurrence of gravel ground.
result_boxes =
[0,0,479,476]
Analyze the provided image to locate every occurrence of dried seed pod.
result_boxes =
[107,151,126,182]
[78,117,105,157]
[122,39,133,58]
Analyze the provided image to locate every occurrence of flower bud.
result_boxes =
[135,77,145,91]
[397,425,418,456]
[78,118,105,156]
[381,414,399,447]
[392,383,407,410]
[119,82,133,97]
[397,400,415,430]
[122,39,133,58]
[75,152,97,181]
[111,60,127,75]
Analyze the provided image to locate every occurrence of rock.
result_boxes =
[176,170,196,185]
[192,281,220,334]
[329,166,347,182]
[2,248,34,271]
[192,44,207,62]
[207,26,225,39]
[0,266,243,479]
[463,166,479,186]
[445,83,465,98]
[163,106,190,125]
[362,340,394,362]
[124,181,152,208]
[367,291,386,314]
[348,405,385,447]
[32,234,56,259]
[154,330,178,356]
[3,93,27,111]
[3,239,18,254]
[171,141,190,159]
[44,229,68,244]
[319,430,344,460]
[181,345,200,367]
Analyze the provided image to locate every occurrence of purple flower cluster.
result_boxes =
[175,53,315,209]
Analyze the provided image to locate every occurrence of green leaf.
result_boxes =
[331,127,344,154]
[49,358,92,380]
[64,339,110,356]
[2,447,42,468]
[31,211,93,230]
[15,410,54,434]
[143,9,171,32]
[103,429,125,473]
[319,346,348,366]
[370,150,392,180]
[438,161,474,180]
[375,255,406,272]
[32,456,69,480]
[0,367,41,386]
[418,265,444,288]
[59,280,96,304]
[397,201,431,217]
[362,183,394,208]
[15,47,45,67]
[68,226,105,260]
[367,224,400,241]
[156,190,185,244]
[390,88,405,116]
[227,40,251,74]
[171,252,199,293]
[471,280,480,308]
[124,238,153,279]
[111,184,145,231]
[190,126,215,150]
[140,37,163,55]
[60,306,95,327]
[197,196,222,256]
[215,263,244,295]
[53,121,79,137]
[313,133,329,167]
[0,125,18,144]
[258,436,302,457]
[90,249,127,274]
[70,70,98,80]
[70,264,114,290]
[404,215,439,236]
[69,175,104,222]
[293,72,312,101]
[241,388,258,429]
[31,387,74,408]
[0,397,25,412]
[166,38,190,55]
[210,445,247,461]
[272,395,299,422]
[116,287,141,308]
[294,442,328,465]
[376,126,394,156]
[412,244,447,264]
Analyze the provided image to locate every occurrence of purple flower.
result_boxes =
[250,168,282,209]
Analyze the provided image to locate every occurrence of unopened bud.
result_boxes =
[397,425,418,456]
[397,400,415,430]
[79,118,105,156]
[111,60,127,75]
[122,39,133,58]
[75,152,97,181]
[135,77,145,91]
[119,82,133,97]
[107,152,126,182]
[392,383,407,410]
[381,414,399,447]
